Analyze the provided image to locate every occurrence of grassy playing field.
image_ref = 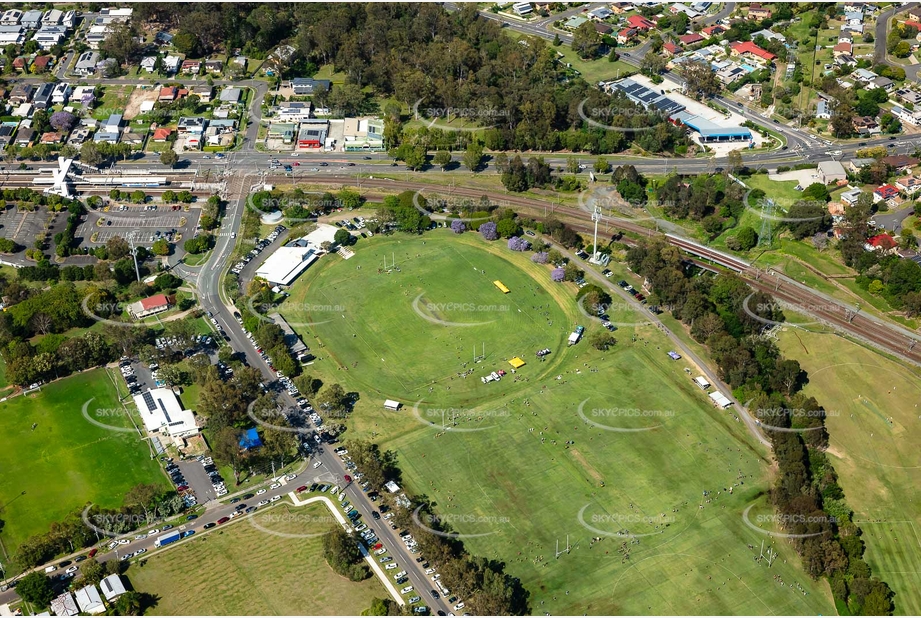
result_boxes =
[776,328,921,615]
[282,232,836,614]
[128,502,386,615]
[283,232,577,408]
[0,368,166,567]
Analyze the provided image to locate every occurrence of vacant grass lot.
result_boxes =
[776,328,921,615]
[129,503,385,615]
[0,368,165,566]
[283,232,835,614]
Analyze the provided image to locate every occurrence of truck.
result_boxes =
[154,531,181,548]
[568,325,585,346]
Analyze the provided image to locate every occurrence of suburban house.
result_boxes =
[595,22,613,34]
[0,9,22,25]
[588,6,612,20]
[895,175,921,196]
[15,127,34,147]
[219,87,242,104]
[50,592,79,617]
[840,187,863,205]
[177,117,207,134]
[342,117,385,151]
[291,78,331,96]
[852,116,880,135]
[866,234,898,253]
[34,25,67,48]
[20,9,42,28]
[679,33,704,45]
[626,14,655,30]
[833,41,852,56]
[189,85,213,102]
[873,184,900,203]
[152,127,173,142]
[752,28,785,43]
[140,56,157,72]
[512,1,532,16]
[100,575,126,603]
[881,154,920,171]
[31,55,52,73]
[205,59,223,74]
[816,100,831,120]
[896,88,921,105]
[892,105,921,126]
[158,86,178,102]
[728,41,776,63]
[32,83,54,109]
[0,25,25,45]
[128,294,171,319]
[74,586,105,615]
[162,55,181,73]
[9,83,32,104]
[663,42,682,56]
[701,24,725,37]
[871,76,894,92]
[852,67,877,83]
[747,3,771,19]
[74,50,100,75]
[85,25,111,48]
[51,83,71,105]
[181,59,201,74]
[95,7,133,24]
[618,27,637,44]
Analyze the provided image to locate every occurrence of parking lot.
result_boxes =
[177,458,221,503]
[0,207,49,245]
[81,210,200,247]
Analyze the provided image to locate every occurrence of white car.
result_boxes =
[270,495,282,502]
[135,548,147,555]
[65,566,79,573]
[374,548,387,555]
[454,603,465,611]
[134,534,146,540]
[401,586,414,595]
[258,499,270,506]
[256,489,267,495]
[147,528,159,535]
[117,539,130,545]
[269,483,281,490]
[385,563,398,570]
[285,474,297,481]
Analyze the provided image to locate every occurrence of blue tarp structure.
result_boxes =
[239,427,262,450]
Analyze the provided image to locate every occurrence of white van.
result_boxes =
[44,565,56,573]
[313,461,322,468]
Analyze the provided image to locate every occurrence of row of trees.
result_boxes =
[626,239,893,614]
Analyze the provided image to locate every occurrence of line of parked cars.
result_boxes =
[199,455,227,497]
[119,357,140,396]
[231,225,286,275]
[618,279,646,303]
[166,461,199,508]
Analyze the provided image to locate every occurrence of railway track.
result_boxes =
[296,175,921,366]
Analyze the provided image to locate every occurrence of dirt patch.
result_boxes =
[124,86,159,120]
[569,448,603,483]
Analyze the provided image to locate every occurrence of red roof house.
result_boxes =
[873,184,900,201]
[627,14,654,30]
[702,24,725,36]
[867,234,897,251]
[679,33,705,45]
[729,40,777,61]
[663,42,682,56]
[152,127,173,141]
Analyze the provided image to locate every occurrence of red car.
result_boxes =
[176,485,189,492]
[296,485,308,492]
[293,162,300,166]
[88,549,98,558]
[217,517,230,524]
[344,475,352,483]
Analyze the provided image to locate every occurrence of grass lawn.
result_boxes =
[775,328,921,615]
[128,502,386,615]
[92,86,135,121]
[282,231,575,408]
[282,232,835,614]
[0,368,166,568]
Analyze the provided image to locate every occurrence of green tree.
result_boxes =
[159,149,179,168]
[735,226,758,250]
[172,30,201,57]
[80,142,104,167]
[433,150,452,170]
[16,572,54,608]
[572,21,602,59]
[463,141,484,172]
[151,238,170,256]
[334,228,352,246]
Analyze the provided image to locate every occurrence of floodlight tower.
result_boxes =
[591,202,602,262]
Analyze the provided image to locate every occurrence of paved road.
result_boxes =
[875,4,921,82]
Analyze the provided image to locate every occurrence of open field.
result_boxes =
[284,232,835,614]
[283,232,575,408]
[128,502,385,615]
[0,368,165,566]
[776,328,921,615]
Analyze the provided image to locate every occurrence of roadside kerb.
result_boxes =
[287,492,405,606]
